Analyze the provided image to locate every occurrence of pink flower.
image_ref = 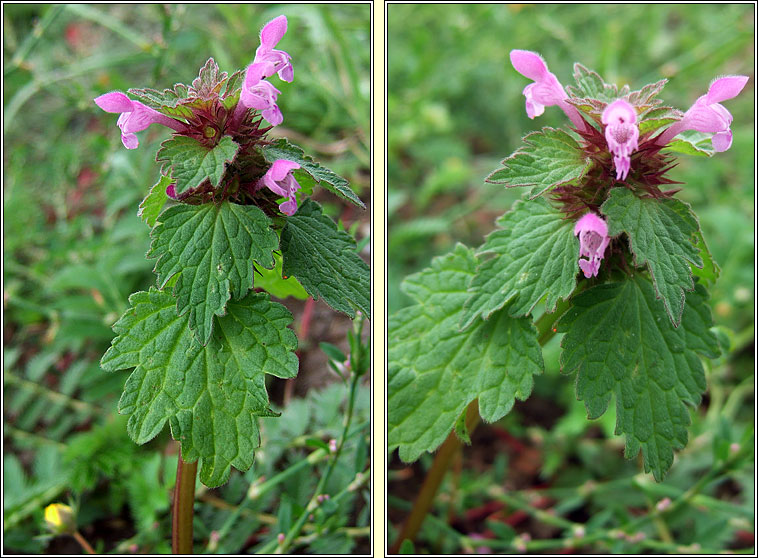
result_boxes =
[602,99,639,180]
[574,212,610,278]
[253,15,293,82]
[239,63,283,126]
[510,49,586,130]
[260,159,301,215]
[655,75,749,152]
[94,92,185,149]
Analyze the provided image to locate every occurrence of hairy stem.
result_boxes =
[391,297,571,552]
[172,451,198,554]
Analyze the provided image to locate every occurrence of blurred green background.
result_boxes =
[388,4,754,554]
[4,3,370,554]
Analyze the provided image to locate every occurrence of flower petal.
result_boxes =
[94,91,133,113]
[706,75,749,104]
[270,159,300,180]
[510,49,548,81]
[121,133,139,150]
[260,15,287,50]
[711,130,733,152]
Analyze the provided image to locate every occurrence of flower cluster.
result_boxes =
[94,15,303,216]
[510,49,748,278]
[236,15,293,127]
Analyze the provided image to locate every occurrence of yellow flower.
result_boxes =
[44,503,76,535]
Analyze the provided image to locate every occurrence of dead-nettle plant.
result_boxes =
[388,49,748,481]
[94,15,369,549]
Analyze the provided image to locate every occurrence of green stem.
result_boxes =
[391,298,571,552]
[270,374,362,554]
[172,451,198,554]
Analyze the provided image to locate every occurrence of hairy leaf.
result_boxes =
[389,245,543,461]
[663,130,715,157]
[101,288,297,487]
[148,202,278,344]
[486,127,592,198]
[157,136,240,196]
[461,197,578,329]
[559,275,719,481]
[262,139,365,208]
[139,174,173,228]
[601,188,702,326]
[189,58,227,100]
[281,199,370,319]
[566,63,622,102]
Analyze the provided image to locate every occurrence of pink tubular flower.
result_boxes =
[574,212,610,278]
[94,92,185,149]
[510,50,586,130]
[260,159,301,215]
[655,75,749,152]
[602,99,639,180]
[239,62,283,126]
[254,15,293,82]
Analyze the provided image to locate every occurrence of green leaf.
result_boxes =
[138,174,172,228]
[388,245,543,462]
[157,136,240,196]
[486,127,592,198]
[189,58,227,99]
[559,275,719,481]
[262,139,365,208]
[128,84,192,118]
[281,199,370,319]
[690,229,720,287]
[566,63,621,102]
[101,288,298,487]
[638,107,682,136]
[626,79,667,108]
[663,130,714,157]
[148,202,278,344]
[254,251,309,300]
[461,197,578,329]
[601,188,702,326]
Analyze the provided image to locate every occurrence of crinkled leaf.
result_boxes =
[663,130,714,157]
[486,127,592,198]
[148,202,278,344]
[139,174,173,228]
[626,79,667,108]
[690,229,720,287]
[157,136,240,196]
[222,70,244,99]
[638,106,682,136]
[389,245,543,461]
[128,84,191,111]
[566,63,621,102]
[189,58,227,100]
[601,188,702,326]
[461,197,578,329]
[254,252,309,301]
[262,139,365,209]
[280,199,370,319]
[559,275,719,481]
[101,288,298,487]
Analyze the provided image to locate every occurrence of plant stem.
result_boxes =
[390,400,481,554]
[390,298,571,552]
[172,451,198,554]
[72,531,96,554]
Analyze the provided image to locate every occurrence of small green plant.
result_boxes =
[93,15,369,552]
[388,48,750,550]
